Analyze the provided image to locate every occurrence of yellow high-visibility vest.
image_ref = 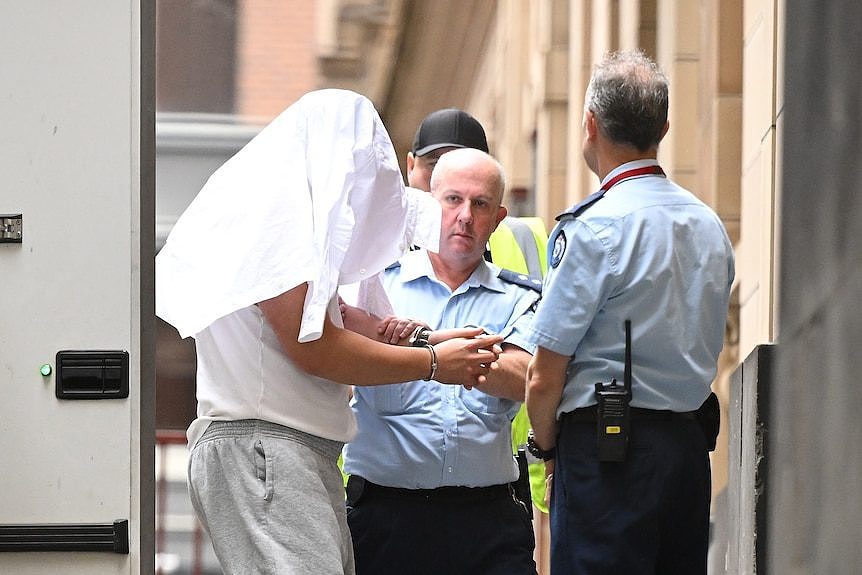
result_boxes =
[488,216,548,280]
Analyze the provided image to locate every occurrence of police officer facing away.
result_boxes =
[525,51,734,574]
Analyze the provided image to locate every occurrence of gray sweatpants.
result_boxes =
[188,419,355,575]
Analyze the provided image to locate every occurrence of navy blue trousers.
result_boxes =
[347,480,536,575]
[550,416,711,574]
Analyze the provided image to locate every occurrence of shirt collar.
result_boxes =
[397,250,507,294]
[598,158,661,190]
[556,158,664,221]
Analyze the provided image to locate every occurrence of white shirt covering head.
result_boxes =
[156,89,440,340]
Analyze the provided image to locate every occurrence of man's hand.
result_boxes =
[433,333,504,388]
[469,342,530,400]
[377,315,430,344]
[543,459,555,509]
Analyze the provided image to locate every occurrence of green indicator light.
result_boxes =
[40,364,52,376]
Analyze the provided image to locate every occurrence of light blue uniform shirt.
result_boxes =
[528,159,735,414]
[343,249,541,488]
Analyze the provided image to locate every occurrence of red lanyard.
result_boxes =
[599,165,665,192]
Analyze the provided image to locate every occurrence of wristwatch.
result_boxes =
[526,429,556,461]
[408,325,431,347]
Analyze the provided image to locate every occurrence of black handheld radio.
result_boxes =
[594,320,633,462]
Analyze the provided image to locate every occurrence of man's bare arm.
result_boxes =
[260,284,501,387]
[525,346,570,450]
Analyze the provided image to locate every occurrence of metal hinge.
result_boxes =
[0,214,22,243]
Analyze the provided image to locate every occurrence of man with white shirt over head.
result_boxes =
[156,90,502,575]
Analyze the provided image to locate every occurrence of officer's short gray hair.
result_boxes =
[585,50,669,152]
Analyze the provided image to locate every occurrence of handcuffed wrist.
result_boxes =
[422,343,438,381]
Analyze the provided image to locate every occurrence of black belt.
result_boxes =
[562,405,698,423]
[347,475,510,503]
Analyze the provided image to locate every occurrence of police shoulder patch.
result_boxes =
[550,230,567,268]
[497,268,543,293]
[555,189,606,221]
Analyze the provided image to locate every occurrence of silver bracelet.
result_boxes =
[422,343,438,381]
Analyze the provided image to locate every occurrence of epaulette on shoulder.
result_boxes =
[556,189,606,221]
[385,261,401,271]
[497,268,543,293]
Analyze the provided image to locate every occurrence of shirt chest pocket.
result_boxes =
[460,388,511,415]
[366,380,431,415]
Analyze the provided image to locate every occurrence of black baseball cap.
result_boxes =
[411,108,489,157]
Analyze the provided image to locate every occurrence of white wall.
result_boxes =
[0,2,153,573]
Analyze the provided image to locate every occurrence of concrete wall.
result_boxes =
[737,0,782,360]
[769,0,862,571]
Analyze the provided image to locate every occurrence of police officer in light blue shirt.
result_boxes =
[532,156,733,415]
[526,51,735,575]
[342,148,540,575]
[346,252,539,488]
